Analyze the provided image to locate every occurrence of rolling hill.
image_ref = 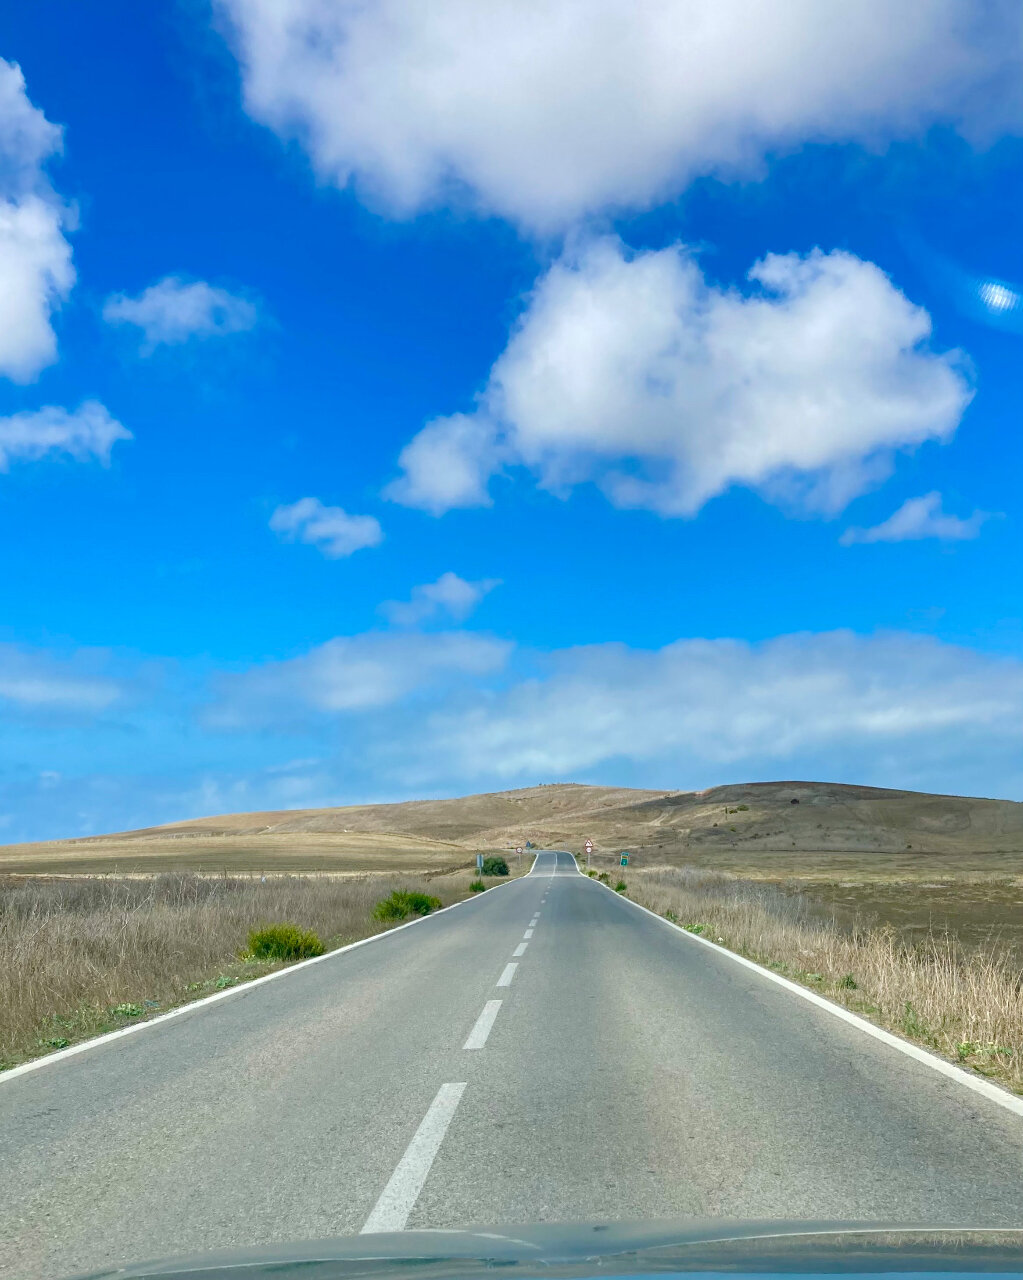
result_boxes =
[1,780,1021,877]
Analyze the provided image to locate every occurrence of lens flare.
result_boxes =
[978,280,1020,313]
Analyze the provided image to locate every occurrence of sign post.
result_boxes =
[584,838,593,869]
[620,852,629,867]
[476,852,484,873]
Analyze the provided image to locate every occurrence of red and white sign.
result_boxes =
[516,847,523,855]
[584,839,593,852]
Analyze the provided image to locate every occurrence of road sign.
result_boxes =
[584,839,593,852]
[516,847,523,855]
[476,853,483,871]
[620,853,629,866]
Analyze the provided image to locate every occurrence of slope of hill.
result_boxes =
[0,780,1021,877]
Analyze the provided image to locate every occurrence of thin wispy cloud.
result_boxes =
[206,630,511,728]
[0,643,125,714]
[841,492,990,545]
[103,276,258,351]
[269,497,383,559]
[0,401,131,472]
[381,572,500,626]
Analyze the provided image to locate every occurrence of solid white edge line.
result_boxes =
[496,961,518,987]
[360,1082,467,1233]
[590,874,1023,1120]
[512,942,528,957]
[463,999,502,1050]
[2,854,542,1087]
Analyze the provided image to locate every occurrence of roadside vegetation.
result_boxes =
[625,866,1023,1095]
[0,871,474,1071]
[372,888,442,920]
[248,923,325,960]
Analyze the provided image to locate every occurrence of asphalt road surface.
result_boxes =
[4,850,1023,1278]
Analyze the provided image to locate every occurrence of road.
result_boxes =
[4,850,1023,1278]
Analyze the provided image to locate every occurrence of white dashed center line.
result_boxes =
[496,962,518,987]
[463,1000,502,1050]
[360,1082,466,1234]
[513,942,528,957]
[523,928,533,939]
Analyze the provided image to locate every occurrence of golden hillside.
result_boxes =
[1,780,1021,876]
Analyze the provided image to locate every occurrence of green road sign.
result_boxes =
[620,853,629,866]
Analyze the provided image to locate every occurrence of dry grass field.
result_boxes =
[618,866,1023,1095]
[0,830,471,877]
[0,867,499,1070]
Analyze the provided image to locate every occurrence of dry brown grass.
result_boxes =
[0,870,479,1069]
[0,830,471,877]
[625,866,1023,1095]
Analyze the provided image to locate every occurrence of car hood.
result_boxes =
[72,1219,1023,1280]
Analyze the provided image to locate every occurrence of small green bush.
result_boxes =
[469,879,487,893]
[665,909,678,923]
[372,889,442,921]
[597,871,611,884]
[614,880,627,893]
[837,973,858,989]
[111,1003,144,1018]
[248,922,325,960]
[481,855,509,876]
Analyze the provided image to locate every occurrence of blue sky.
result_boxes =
[1,1,1022,841]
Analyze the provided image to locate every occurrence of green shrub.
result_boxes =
[469,879,487,893]
[597,871,611,884]
[481,855,509,876]
[111,1002,144,1018]
[248,922,325,960]
[837,973,858,989]
[614,880,627,893]
[372,889,442,921]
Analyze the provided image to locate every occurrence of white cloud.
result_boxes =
[402,631,1023,787]
[0,401,131,472]
[8,629,1023,843]
[382,572,500,626]
[0,643,124,714]
[389,240,971,518]
[216,0,1023,231]
[384,413,502,514]
[201,626,1023,800]
[103,276,258,350]
[0,60,74,381]
[269,496,383,558]
[841,491,990,544]
[207,630,511,728]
